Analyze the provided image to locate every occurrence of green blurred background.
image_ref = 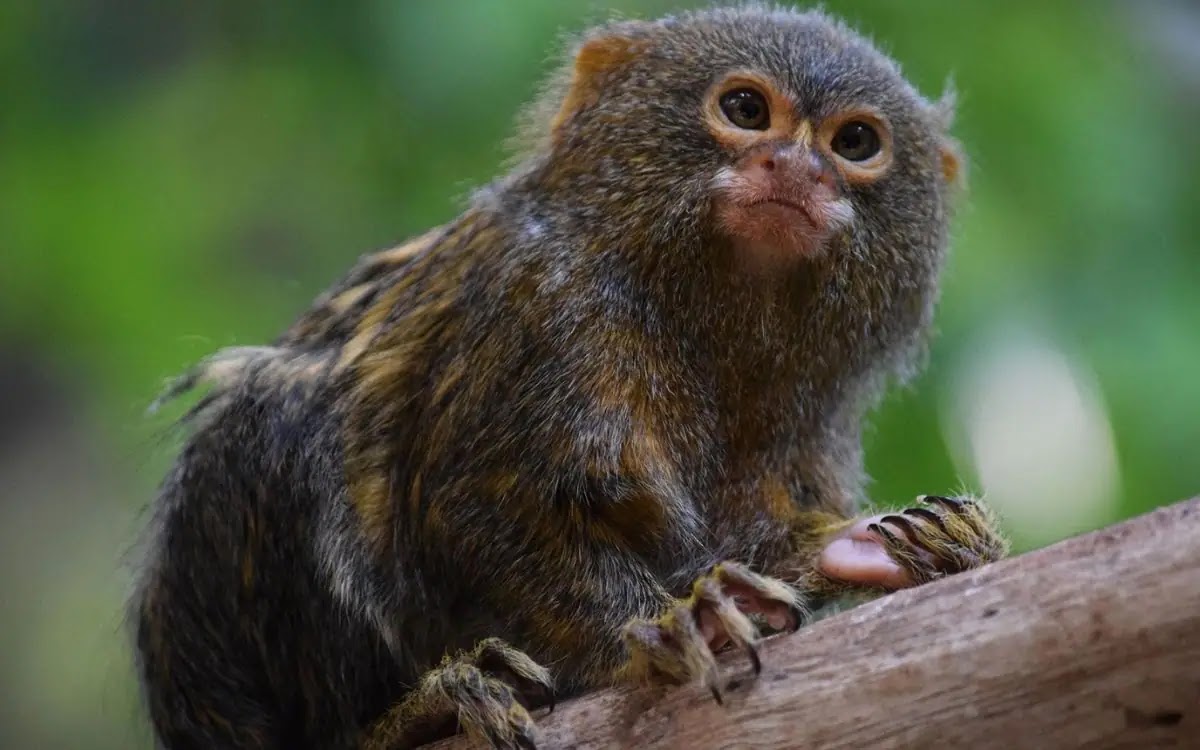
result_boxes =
[2,1,1197,747]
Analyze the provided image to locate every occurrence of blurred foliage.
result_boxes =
[1,1,1197,747]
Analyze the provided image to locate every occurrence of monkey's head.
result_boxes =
[527,5,962,289]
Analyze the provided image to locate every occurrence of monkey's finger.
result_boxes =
[869,522,943,586]
[465,638,555,715]
[919,494,971,512]
[626,604,721,695]
[818,535,909,588]
[663,604,723,703]
[879,514,950,563]
[693,577,761,676]
[901,506,949,534]
[711,561,806,632]
[920,496,1008,559]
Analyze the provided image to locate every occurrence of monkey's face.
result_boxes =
[681,15,961,277]
[704,72,891,270]
[542,9,960,284]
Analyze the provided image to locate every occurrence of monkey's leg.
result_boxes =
[362,637,553,750]
[814,494,1009,591]
[617,561,805,703]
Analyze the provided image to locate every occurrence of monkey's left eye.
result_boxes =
[719,89,770,130]
[831,121,882,162]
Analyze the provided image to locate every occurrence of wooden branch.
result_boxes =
[429,497,1200,749]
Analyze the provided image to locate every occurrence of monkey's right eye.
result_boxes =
[719,89,770,130]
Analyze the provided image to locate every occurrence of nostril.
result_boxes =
[759,157,776,172]
[805,153,837,189]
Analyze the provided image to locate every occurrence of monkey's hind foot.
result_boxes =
[869,495,1009,585]
[618,562,805,703]
[364,638,553,750]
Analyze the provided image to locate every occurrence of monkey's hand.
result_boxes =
[617,562,804,703]
[363,638,553,750]
[819,495,1008,590]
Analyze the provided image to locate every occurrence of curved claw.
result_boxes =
[879,513,919,538]
[745,642,762,675]
[786,604,805,633]
[921,494,970,512]
[868,521,903,546]
[902,506,948,531]
[522,679,555,715]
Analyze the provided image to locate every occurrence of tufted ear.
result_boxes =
[551,23,652,136]
[934,82,966,186]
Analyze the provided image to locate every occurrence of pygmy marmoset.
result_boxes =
[132,5,1007,749]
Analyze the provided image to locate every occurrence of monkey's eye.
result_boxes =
[719,89,770,130]
[831,121,882,162]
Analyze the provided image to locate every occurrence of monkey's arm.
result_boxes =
[764,433,1009,601]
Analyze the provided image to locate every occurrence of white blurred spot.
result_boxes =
[942,327,1120,547]
[522,217,546,240]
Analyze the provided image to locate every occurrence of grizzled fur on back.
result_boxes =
[131,5,961,748]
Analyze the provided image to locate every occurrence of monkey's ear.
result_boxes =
[940,136,964,186]
[933,82,966,187]
[551,23,652,136]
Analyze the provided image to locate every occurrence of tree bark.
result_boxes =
[428,497,1200,749]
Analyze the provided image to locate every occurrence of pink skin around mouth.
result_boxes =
[714,193,853,267]
[747,198,818,226]
[710,160,854,263]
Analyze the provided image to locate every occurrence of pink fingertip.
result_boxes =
[819,537,910,589]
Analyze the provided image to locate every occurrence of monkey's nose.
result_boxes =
[752,145,837,190]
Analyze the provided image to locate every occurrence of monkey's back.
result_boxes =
[129,209,604,746]
[132,376,414,749]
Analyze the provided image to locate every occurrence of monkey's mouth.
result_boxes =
[712,192,855,270]
[747,195,855,235]
[747,198,820,230]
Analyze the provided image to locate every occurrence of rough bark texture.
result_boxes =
[425,497,1200,749]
